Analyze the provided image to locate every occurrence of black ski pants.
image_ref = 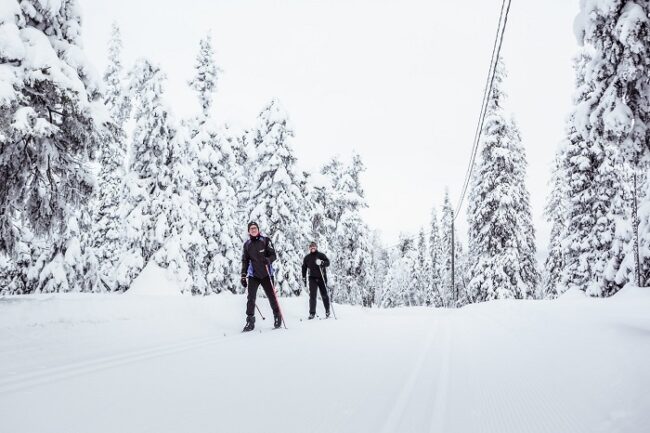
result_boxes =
[246,276,280,318]
[309,277,330,315]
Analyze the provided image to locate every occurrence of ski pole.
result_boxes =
[255,304,266,320]
[266,265,288,329]
[318,265,337,320]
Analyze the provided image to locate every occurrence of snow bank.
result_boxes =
[127,261,183,296]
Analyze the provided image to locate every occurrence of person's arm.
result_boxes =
[265,238,277,264]
[302,256,308,279]
[318,252,330,268]
[241,243,250,277]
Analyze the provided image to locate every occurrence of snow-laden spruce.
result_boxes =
[0,0,106,254]
[193,125,240,294]
[186,34,240,294]
[428,206,444,306]
[543,154,568,299]
[440,190,463,306]
[91,23,132,291]
[466,58,539,302]
[248,99,310,295]
[381,234,418,307]
[572,0,650,291]
[115,59,204,294]
[188,33,221,123]
[320,154,374,306]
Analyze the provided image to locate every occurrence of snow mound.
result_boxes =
[610,285,650,301]
[127,261,183,296]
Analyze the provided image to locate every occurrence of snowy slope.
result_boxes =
[1,289,649,433]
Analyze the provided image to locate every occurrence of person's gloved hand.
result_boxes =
[316,259,322,266]
[240,276,248,288]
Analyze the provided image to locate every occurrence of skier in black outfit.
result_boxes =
[241,222,281,332]
[302,241,331,319]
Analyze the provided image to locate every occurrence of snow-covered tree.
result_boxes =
[91,22,131,290]
[428,207,443,306]
[0,0,105,254]
[559,46,629,296]
[572,1,650,293]
[381,234,417,307]
[248,99,310,295]
[188,33,221,123]
[321,153,373,305]
[186,35,240,294]
[440,190,462,307]
[366,230,387,307]
[543,154,568,299]
[116,59,204,293]
[466,58,538,302]
[194,125,240,294]
[414,228,432,305]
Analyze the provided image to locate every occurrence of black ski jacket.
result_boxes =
[241,235,277,279]
[302,251,330,282]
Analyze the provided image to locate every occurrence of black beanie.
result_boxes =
[248,221,259,231]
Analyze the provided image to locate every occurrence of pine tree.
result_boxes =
[428,207,443,306]
[188,35,239,294]
[248,99,310,295]
[188,33,221,123]
[116,59,204,293]
[543,154,568,298]
[366,230,387,307]
[194,125,240,294]
[381,234,416,307]
[91,22,132,290]
[321,153,373,305]
[574,1,650,292]
[0,0,104,254]
[559,47,629,296]
[466,58,539,302]
[414,228,432,306]
[440,190,462,307]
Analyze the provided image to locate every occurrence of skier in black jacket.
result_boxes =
[241,222,281,331]
[302,241,331,319]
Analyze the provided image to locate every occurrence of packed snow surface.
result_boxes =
[1,287,649,433]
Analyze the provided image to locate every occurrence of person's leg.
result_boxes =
[318,279,330,313]
[260,277,280,317]
[309,278,318,315]
[246,277,260,317]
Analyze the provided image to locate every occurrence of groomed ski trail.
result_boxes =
[1,292,649,433]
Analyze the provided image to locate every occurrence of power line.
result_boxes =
[454,0,513,221]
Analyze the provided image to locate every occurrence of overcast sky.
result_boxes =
[79,0,579,255]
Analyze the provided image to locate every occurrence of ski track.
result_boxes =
[428,319,452,433]
[463,306,593,433]
[378,320,437,433]
[0,332,255,395]
[2,295,649,433]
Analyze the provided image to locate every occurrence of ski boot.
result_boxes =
[242,316,255,332]
[325,311,331,319]
[308,313,316,320]
[274,315,282,329]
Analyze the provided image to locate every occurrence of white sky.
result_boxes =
[79,0,579,256]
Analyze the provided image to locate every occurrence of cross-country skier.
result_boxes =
[302,241,331,319]
[241,222,281,331]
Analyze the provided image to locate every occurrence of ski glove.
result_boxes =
[240,276,248,288]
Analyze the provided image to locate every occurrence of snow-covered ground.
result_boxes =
[1,288,649,433]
